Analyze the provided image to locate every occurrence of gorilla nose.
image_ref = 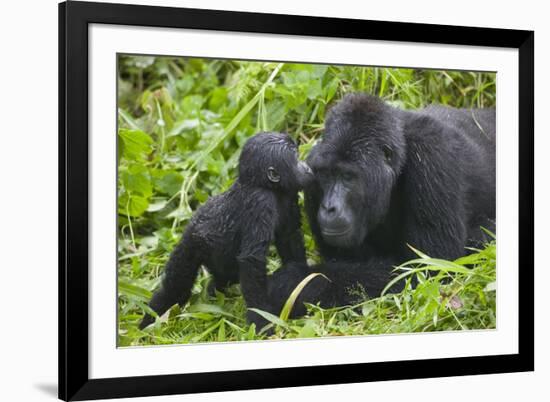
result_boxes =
[321,204,337,216]
[320,199,339,216]
[318,202,349,233]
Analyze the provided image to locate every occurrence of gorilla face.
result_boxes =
[314,167,365,248]
[306,94,406,249]
[309,148,397,248]
[239,132,313,192]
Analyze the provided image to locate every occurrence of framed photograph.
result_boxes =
[59,1,534,400]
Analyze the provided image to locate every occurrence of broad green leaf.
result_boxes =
[153,171,183,196]
[118,128,153,160]
[118,193,149,217]
[121,165,152,197]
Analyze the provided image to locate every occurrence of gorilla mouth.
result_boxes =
[321,226,352,237]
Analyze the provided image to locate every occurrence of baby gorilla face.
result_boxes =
[239,132,313,191]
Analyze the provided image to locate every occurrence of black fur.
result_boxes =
[268,260,405,318]
[139,132,312,331]
[270,94,496,315]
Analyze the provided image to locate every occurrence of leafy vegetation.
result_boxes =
[117,55,496,346]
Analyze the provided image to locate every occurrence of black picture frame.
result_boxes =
[59,1,534,400]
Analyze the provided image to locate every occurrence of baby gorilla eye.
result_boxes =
[382,145,393,163]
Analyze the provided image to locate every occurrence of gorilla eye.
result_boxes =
[267,167,281,183]
[382,145,393,163]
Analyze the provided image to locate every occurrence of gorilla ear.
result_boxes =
[267,166,281,183]
[382,145,393,163]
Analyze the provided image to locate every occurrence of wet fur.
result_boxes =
[139,132,309,330]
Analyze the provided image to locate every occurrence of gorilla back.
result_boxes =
[305,94,495,265]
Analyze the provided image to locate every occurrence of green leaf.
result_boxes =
[167,119,200,137]
[248,308,289,329]
[118,280,152,300]
[205,155,225,176]
[246,323,257,340]
[118,193,149,217]
[187,303,237,318]
[121,165,152,197]
[454,253,483,266]
[265,100,286,131]
[311,64,328,79]
[306,80,323,100]
[382,257,487,296]
[192,320,223,342]
[178,312,215,321]
[209,87,228,111]
[407,244,431,259]
[297,320,317,338]
[279,273,329,321]
[217,320,226,341]
[118,128,153,160]
[153,171,183,196]
[118,108,142,131]
[181,95,204,115]
[361,303,375,317]
[480,226,496,239]
[147,199,168,212]
[326,78,340,102]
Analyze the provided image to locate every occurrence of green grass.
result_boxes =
[117,55,496,346]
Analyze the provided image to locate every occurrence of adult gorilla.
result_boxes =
[267,93,495,316]
[302,93,496,299]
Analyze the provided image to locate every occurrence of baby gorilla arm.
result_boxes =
[274,199,307,265]
[237,236,271,330]
[236,199,278,331]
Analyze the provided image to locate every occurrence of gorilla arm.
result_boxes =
[274,196,307,265]
[236,195,277,328]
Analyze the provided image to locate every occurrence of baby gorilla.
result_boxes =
[139,132,313,331]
